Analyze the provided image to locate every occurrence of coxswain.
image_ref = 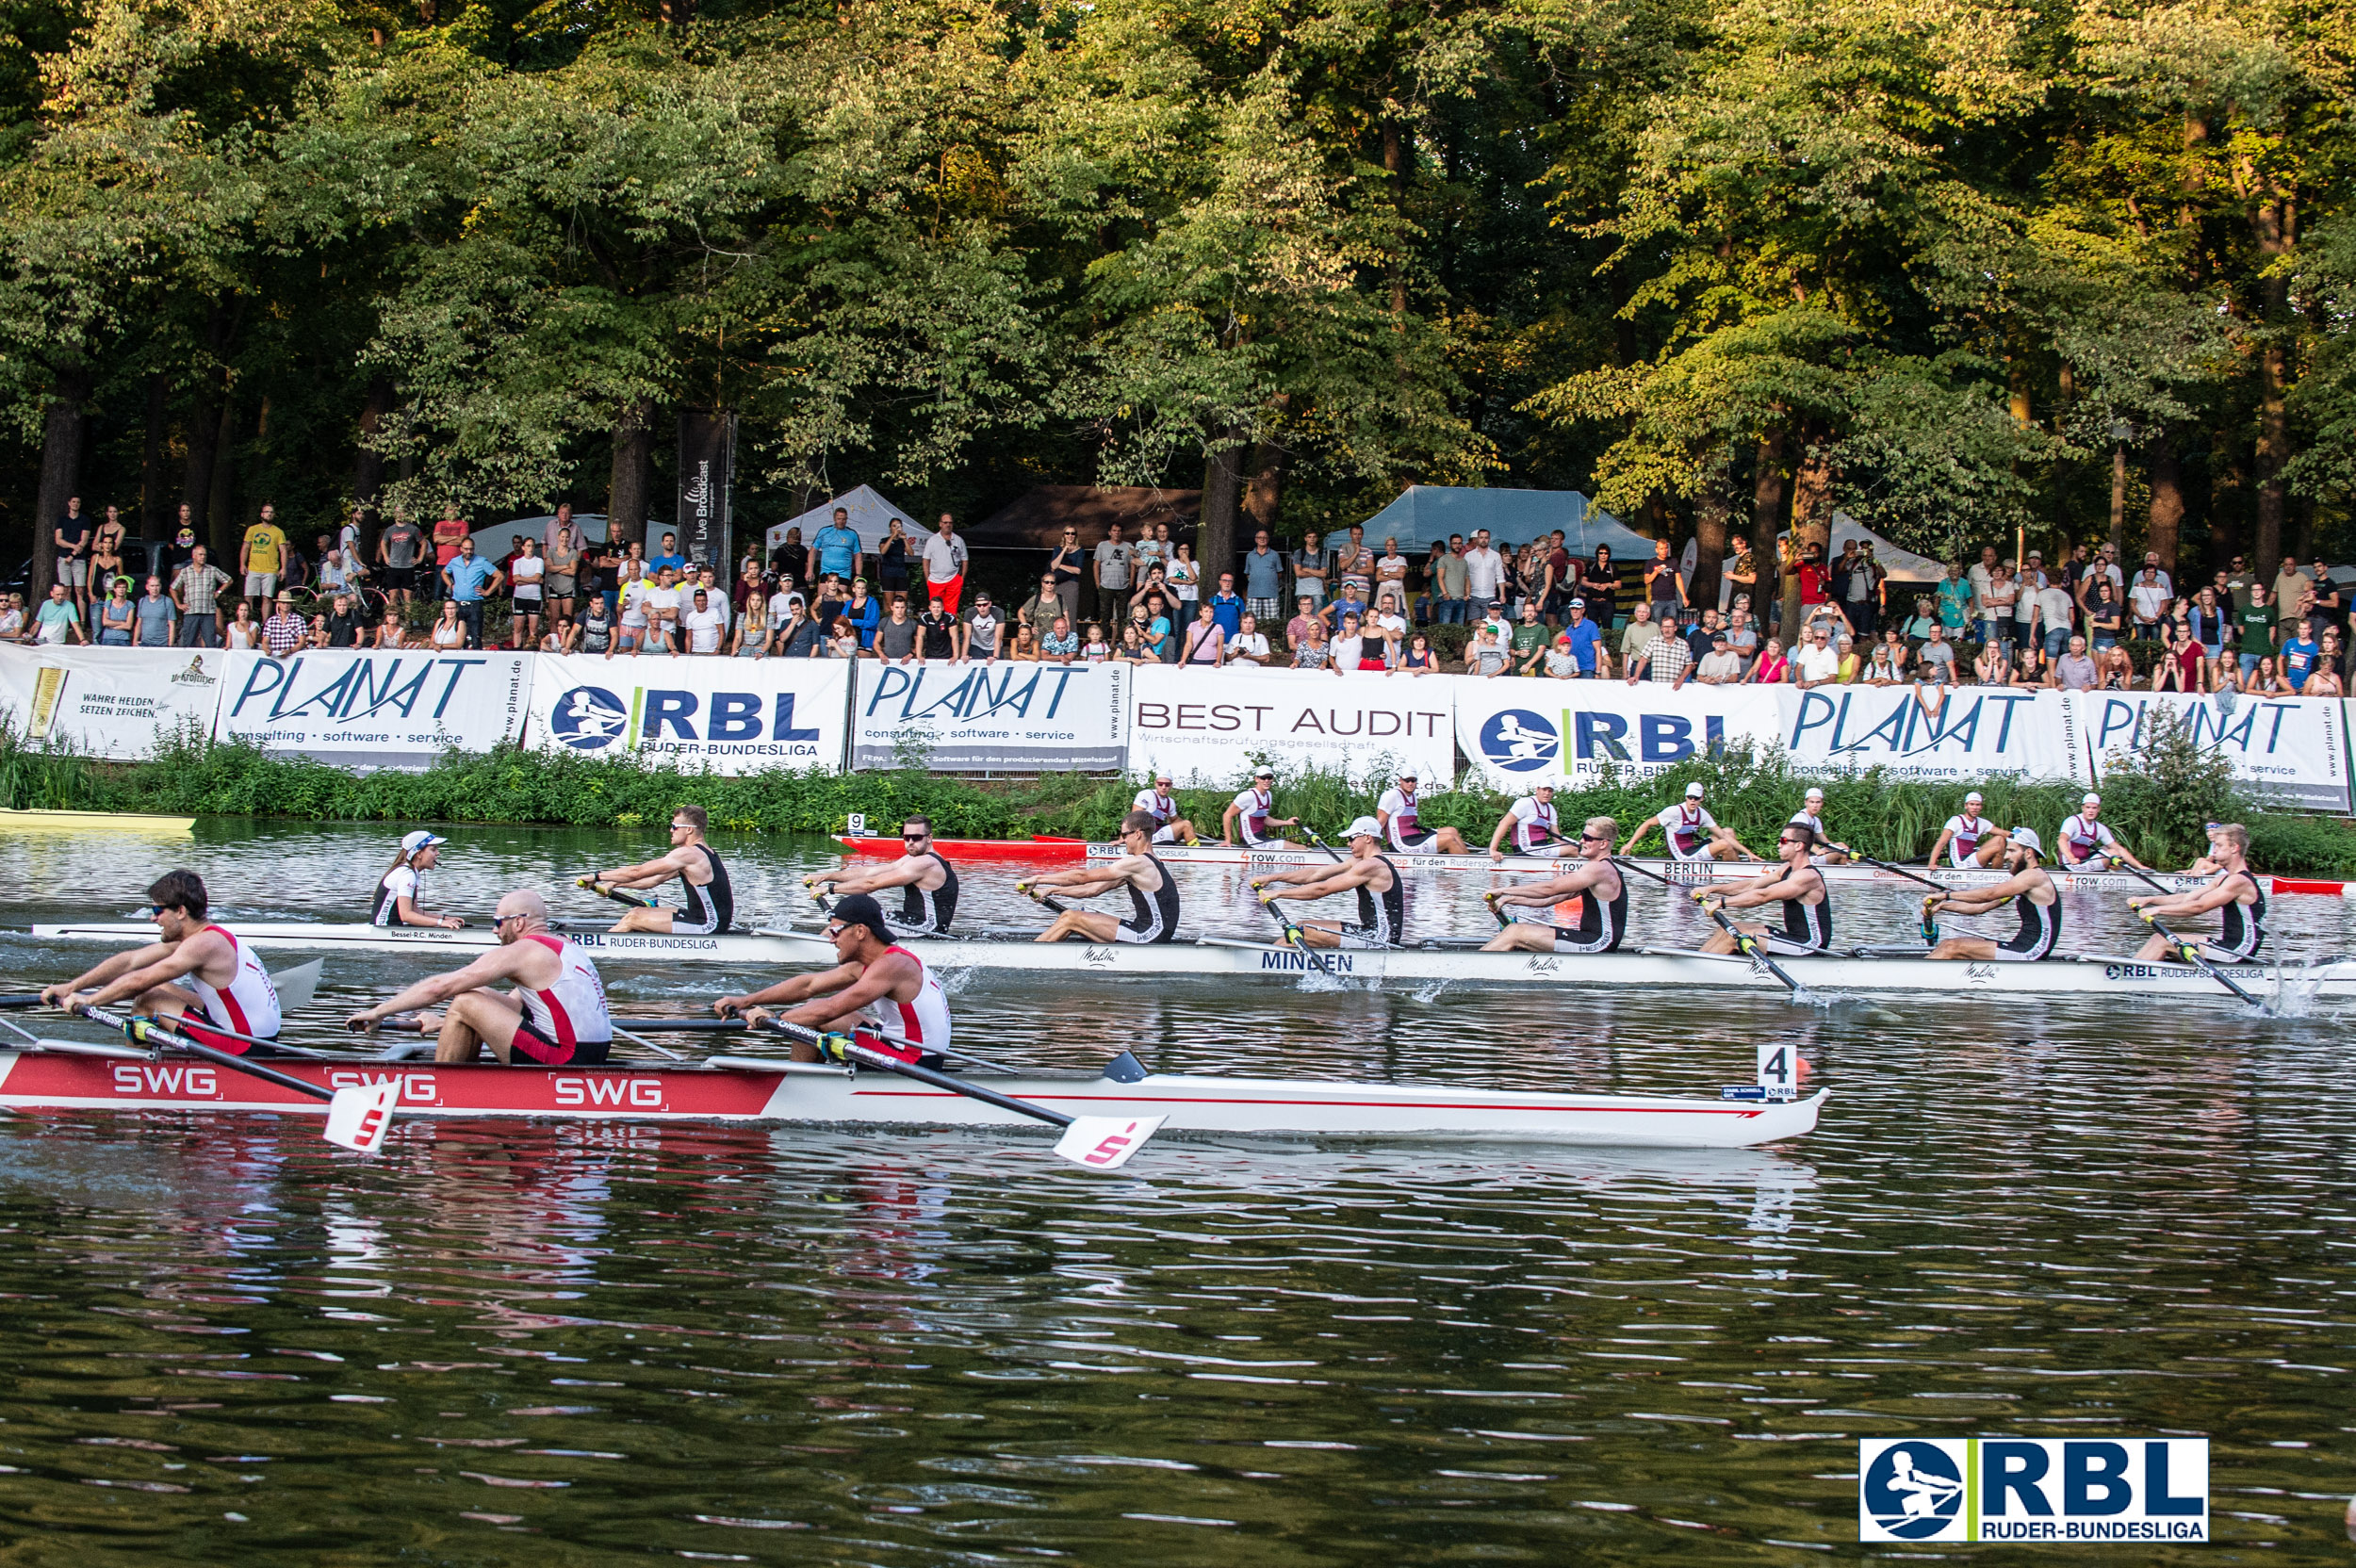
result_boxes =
[371,830,466,929]
[1925,791,2006,869]
[1023,810,1181,942]
[41,870,282,1054]
[1376,769,1470,856]
[1252,816,1404,949]
[1222,766,1301,847]
[1786,786,1850,865]
[808,816,958,937]
[1130,775,1200,846]
[1621,780,1747,862]
[1487,782,1563,861]
[2057,792,2151,873]
[1481,817,1627,953]
[347,890,612,1064]
[1923,827,2060,961]
[714,892,951,1064]
[2129,822,2265,961]
[1696,824,1834,956]
[584,804,735,933]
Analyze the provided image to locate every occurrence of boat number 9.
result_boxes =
[1757,1042,1795,1101]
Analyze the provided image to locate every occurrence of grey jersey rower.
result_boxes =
[1924,826,2061,961]
[808,816,959,936]
[1024,810,1183,943]
[1252,816,1405,949]
[1481,816,1628,954]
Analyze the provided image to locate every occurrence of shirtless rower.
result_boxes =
[808,816,959,937]
[1481,817,1627,953]
[1222,767,1301,847]
[41,870,283,1054]
[1024,810,1182,943]
[1787,786,1851,865]
[1696,824,1835,956]
[1253,816,1405,949]
[1621,781,1747,862]
[2129,822,2266,962]
[1487,782,1563,861]
[1130,775,1200,846]
[1925,791,2007,870]
[1923,826,2060,961]
[713,893,952,1065]
[370,830,466,929]
[2057,792,2152,873]
[1376,769,1470,856]
[346,890,613,1065]
[583,804,736,933]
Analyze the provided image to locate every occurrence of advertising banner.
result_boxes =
[215,650,533,768]
[2082,691,2349,811]
[1454,678,1782,790]
[677,408,735,569]
[525,654,849,774]
[1775,685,2089,783]
[1128,665,1455,786]
[0,645,227,759]
[852,660,1128,772]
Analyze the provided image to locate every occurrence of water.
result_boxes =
[0,821,2350,1561]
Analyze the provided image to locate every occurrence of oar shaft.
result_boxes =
[1858,855,1947,892]
[83,1007,335,1102]
[760,1018,1074,1130]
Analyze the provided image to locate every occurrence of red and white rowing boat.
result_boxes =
[836,835,1087,859]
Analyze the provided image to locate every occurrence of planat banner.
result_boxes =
[215,649,533,768]
[852,660,1128,772]
[1453,677,1783,790]
[1775,684,2090,783]
[0,644,228,759]
[524,654,849,774]
[2082,691,2350,812]
[1127,665,1456,786]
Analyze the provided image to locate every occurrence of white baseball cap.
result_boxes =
[1964,790,1983,803]
[1345,815,1382,841]
[2082,792,2102,807]
[1684,782,1706,798]
[401,830,447,855]
[2007,825,2044,855]
[1805,786,1825,801]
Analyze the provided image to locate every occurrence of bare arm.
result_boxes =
[1263,860,1376,903]
[1711,869,1810,910]
[351,944,537,1025]
[1491,866,1603,907]
[1928,873,2038,916]
[595,844,700,889]
[42,939,180,1005]
[814,858,930,896]
[1027,855,1148,898]
[713,960,862,1016]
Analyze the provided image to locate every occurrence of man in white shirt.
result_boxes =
[679,587,728,655]
[1462,529,1505,613]
[1968,546,1999,620]
[1488,783,1564,860]
[1694,630,1745,683]
[1927,790,2006,868]
[2056,792,2152,872]
[1622,781,1745,861]
[767,578,806,628]
[1792,625,1841,688]
[1375,771,1469,855]
[1131,775,1199,845]
[637,565,683,653]
[922,513,968,613]
[1226,613,1270,666]
[2035,575,2076,657]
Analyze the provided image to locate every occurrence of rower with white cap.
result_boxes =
[1786,785,1851,864]
[1922,827,2061,961]
[1488,781,1566,862]
[1131,774,1200,846]
[1375,769,1470,856]
[2056,792,2151,872]
[1926,791,2006,870]
[371,830,466,929]
[1221,766,1301,848]
[1621,780,1748,862]
[1254,816,1405,949]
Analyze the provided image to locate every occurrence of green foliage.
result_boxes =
[2090,702,2244,866]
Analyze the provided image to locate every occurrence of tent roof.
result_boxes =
[763,483,919,558]
[1779,512,1948,581]
[967,485,1201,550]
[1361,486,1658,556]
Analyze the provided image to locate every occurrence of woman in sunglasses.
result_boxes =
[803,816,959,937]
[1696,824,1835,956]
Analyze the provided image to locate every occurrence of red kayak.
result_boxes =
[837,835,1086,859]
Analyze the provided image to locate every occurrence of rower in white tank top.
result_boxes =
[188,924,283,1039]
[859,945,954,1059]
[515,933,614,1053]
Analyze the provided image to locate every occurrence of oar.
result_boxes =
[803,875,835,912]
[2135,908,2269,1010]
[270,958,324,1011]
[122,1014,334,1059]
[76,1004,397,1153]
[1850,855,1949,894]
[1301,826,1345,864]
[751,1016,1160,1170]
[577,876,655,910]
[0,994,44,1010]
[1481,890,1510,929]
[2119,863,2175,895]
[1015,880,1070,916]
[1251,887,1337,977]
[1614,857,1816,1004]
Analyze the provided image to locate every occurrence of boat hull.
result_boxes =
[0,808,193,834]
[26,921,788,966]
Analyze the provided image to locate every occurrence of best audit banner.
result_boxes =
[2083,691,2349,811]
[215,649,533,768]
[0,644,227,759]
[1776,685,2090,783]
[1454,678,1782,790]
[525,654,849,774]
[853,660,1128,771]
[1127,665,1457,786]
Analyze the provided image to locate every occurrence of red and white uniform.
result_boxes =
[1232,787,1277,846]
[1376,786,1437,854]
[2058,812,2117,866]
[858,945,954,1062]
[515,935,614,1057]
[1655,803,1717,860]
[1505,796,1560,854]
[1941,812,1988,867]
[1132,786,1183,844]
[188,925,282,1039]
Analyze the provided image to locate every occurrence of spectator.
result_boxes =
[1829,538,1880,637]
[1628,612,1693,688]
[1465,623,1510,676]
[963,593,1004,662]
[876,517,912,612]
[1021,573,1064,637]
[265,593,309,657]
[2094,642,2135,690]
[2125,564,2168,635]
[1833,633,1860,683]
[1394,629,1437,673]
[1616,600,1659,670]
[324,593,364,649]
[95,578,136,645]
[223,601,263,650]
[1374,535,1411,606]
[779,599,824,659]
[679,587,727,655]
[1092,521,1133,627]
[1132,519,1168,580]
[1367,592,1409,665]
[1209,573,1245,638]
[2053,635,2098,691]
[417,599,461,651]
[920,514,967,614]
[440,537,504,649]
[1041,614,1080,664]
[2009,647,2047,688]
[1334,524,1373,600]
[2308,556,2342,634]
[649,530,687,575]
[1683,607,1720,666]
[30,583,83,645]
[1165,541,1199,607]
[427,506,469,592]
[1335,611,1379,671]
[2250,653,2293,695]
[1641,536,1683,621]
[1559,598,1604,675]
[840,580,880,650]
[1937,562,1972,634]
[917,595,958,660]
[1577,546,1619,627]
[1463,529,1505,615]
[1725,604,1761,668]
[1283,616,1328,670]
[2234,583,2276,678]
[812,507,862,586]
[1047,526,1087,627]
[1243,531,1285,623]
[170,546,228,647]
[2282,617,2321,692]
[876,598,920,663]
[132,574,177,647]
[1082,622,1111,662]
[1977,562,2018,650]
[730,596,771,658]
[1696,630,1745,684]
[1792,624,1840,689]
[2033,569,2074,658]
[1430,536,1470,624]
[2086,580,2125,648]
[1900,596,1939,643]
[1915,622,1957,685]
[542,615,581,656]
[1748,636,1789,684]
[238,504,288,609]
[54,496,90,609]
[1289,529,1329,612]
[1861,637,1903,685]
[508,538,545,649]
[2273,554,2313,630]
[1180,601,1225,665]
[2303,634,2344,694]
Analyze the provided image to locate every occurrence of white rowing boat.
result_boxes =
[0,1045,1823,1149]
[26,920,786,965]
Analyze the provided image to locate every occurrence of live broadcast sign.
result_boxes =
[1859,1437,2207,1544]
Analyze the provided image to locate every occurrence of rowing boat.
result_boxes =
[836,835,1086,859]
[26,920,786,965]
[0,808,194,835]
[0,1044,1824,1148]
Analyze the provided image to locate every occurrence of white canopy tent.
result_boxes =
[1778,512,1947,581]
[765,484,920,558]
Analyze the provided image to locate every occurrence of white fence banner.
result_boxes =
[0,644,228,758]
[1775,685,2090,783]
[215,649,533,768]
[1454,678,1783,790]
[524,654,849,774]
[852,660,1128,771]
[1128,665,1456,786]
[2082,691,2350,811]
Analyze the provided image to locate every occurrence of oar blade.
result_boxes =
[270,958,324,1011]
[1052,1114,1165,1171]
[323,1080,400,1154]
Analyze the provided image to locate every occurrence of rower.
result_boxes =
[1787,786,1850,865]
[1696,824,1834,956]
[585,804,735,933]
[2057,792,2151,873]
[2129,823,2265,962]
[347,890,613,1065]
[1222,766,1301,848]
[1481,817,1627,953]
[714,893,951,1064]
[41,870,282,1055]
[1926,791,2006,870]
[1130,775,1200,846]
[371,830,466,929]
[1025,810,1181,943]
[1487,782,1563,862]
[1376,770,1469,856]
[1253,816,1404,949]
[1924,826,2060,961]
[1622,780,1746,862]
[809,816,959,937]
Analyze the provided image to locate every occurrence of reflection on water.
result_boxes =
[0,820,2349,1559]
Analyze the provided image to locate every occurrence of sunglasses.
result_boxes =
[1579,831,1608,842]
[495,911,527,929]
[902,831,929,841]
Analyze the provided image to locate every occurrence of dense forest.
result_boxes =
[0,0,2351,590]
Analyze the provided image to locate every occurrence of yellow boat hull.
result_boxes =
[0,808,194,834]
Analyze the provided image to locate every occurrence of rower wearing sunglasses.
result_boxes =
[713,893,951,1065]
[1694,824,1835,956]
[806,816,960,937]
[41,869,283,1055]
[346,890,613,1065]
[1024,810,1183,943]
[1481,818,1627,954]
[583,804,735,934]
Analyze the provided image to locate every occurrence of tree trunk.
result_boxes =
[32,369,91,596]
[139,375,169,541]
[2109,437,2127,557]
[182,376,221,542]
[205,395,239,564]
[1198,429,1247,584]
[2294,493,2315,564]
[1750,427,1789,632]
[1689,480,1731,615]
[2208,431,2246,573]
[1242,436,1289,540]
[608,401,654,546]
[1382,121,1408,318]
[352,379,393,539]
[1785,433,1835,642]
[2251,186,2295,571]
[2146,429,2184,577]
